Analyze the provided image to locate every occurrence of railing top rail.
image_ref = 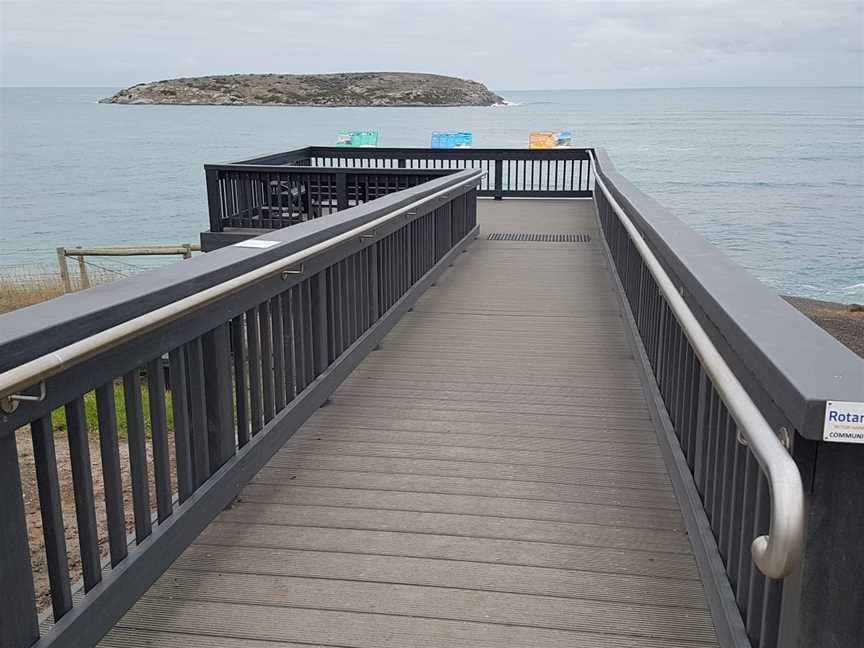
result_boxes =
[203,163,457,175]
[592,148,863,439]
[226,146,593,165]
[591,151,805,578]
[0,169,483,388]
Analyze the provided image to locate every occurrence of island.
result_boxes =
[100,72,504,107]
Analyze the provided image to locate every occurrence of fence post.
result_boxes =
[494,159,503,200]
[75,249,91,289]
[56,247,72,293]
[205,167,223,233]
[0,433,40,648]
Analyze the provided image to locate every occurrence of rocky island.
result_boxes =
[100,72,504,107]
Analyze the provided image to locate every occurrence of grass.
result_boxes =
[0,264,116,314]
[49,379,175,440]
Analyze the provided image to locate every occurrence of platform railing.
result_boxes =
[0,169,482,648]
[591,148,864,648]
[204,164,453,233]
[213,146,594,203]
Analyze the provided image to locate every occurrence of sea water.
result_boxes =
[1,86,861,301]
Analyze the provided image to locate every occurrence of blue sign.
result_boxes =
[431,132,473,149]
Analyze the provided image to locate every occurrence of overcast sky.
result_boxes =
[1,0,861,89]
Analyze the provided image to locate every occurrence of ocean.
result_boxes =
[1,86,862,302]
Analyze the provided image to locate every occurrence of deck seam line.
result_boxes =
[274,450,671,476]
[255,465,675,492]
[188,539,703,581]
[136,594,719,644]
[207,519,692,555]
[246,481,681,510]
[229,500,685,532]
[160,567,711,611]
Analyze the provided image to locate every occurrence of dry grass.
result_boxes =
[0,264,117,314]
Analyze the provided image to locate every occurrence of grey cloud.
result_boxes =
[0,0,861,87]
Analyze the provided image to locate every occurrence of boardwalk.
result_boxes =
[100,200,718,647]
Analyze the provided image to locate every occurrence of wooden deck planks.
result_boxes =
[101,200,719,647]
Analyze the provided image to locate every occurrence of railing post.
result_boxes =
[494,159,503,200]
[205,167,223,233]
[0,433,39,648]
[782,440,864,647]
[202,324,236,472]
[336,172,349,211]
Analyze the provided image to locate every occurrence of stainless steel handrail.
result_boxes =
[589,152,804,579]
[0,170,485,405]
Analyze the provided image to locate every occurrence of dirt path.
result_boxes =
[17,432,175,616]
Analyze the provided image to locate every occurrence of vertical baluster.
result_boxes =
[759,578,782,648]
[726,433,748,587]
[146,359,173,522]
[346,256,357,344]
[123,371,152,541]
[271,295,287,411]
[65,397,101,590]
[259,301,276,422]
[168,347,194,501]
[370,241,380,323]
[292,284,307,392]
[716,409,735,558]
[303,280,315,384]
[185,338,210,487]
[710,404,730,530]
[245,308,264,434]
[702,387,719,517]
[0,430,39,646]
[746,474,770,643]
[31,416,73,619]
[329,265,341,360]
[339,261,349,351]
[231,315,250,447]
[313,271,329,376]
[736,452,758,610]
[94,385,127,564]
[281,292,297,401]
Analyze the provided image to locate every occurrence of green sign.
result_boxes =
[336,130,379,147]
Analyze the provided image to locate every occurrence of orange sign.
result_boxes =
[529,132,556,149]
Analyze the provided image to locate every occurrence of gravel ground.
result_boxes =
[784,296,864,359]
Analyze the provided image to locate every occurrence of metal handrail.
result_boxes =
[590,152,804,579]
[0,170,485,407]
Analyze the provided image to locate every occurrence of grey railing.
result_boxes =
[0,169,481,648]
[204,164,453,233]
[591,148,864,648]
[215,146,594,201]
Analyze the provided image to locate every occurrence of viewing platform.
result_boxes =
[0,148,861,648]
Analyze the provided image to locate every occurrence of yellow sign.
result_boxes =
[528,132,556,149]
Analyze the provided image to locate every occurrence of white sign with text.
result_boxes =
[823,401,864,444]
